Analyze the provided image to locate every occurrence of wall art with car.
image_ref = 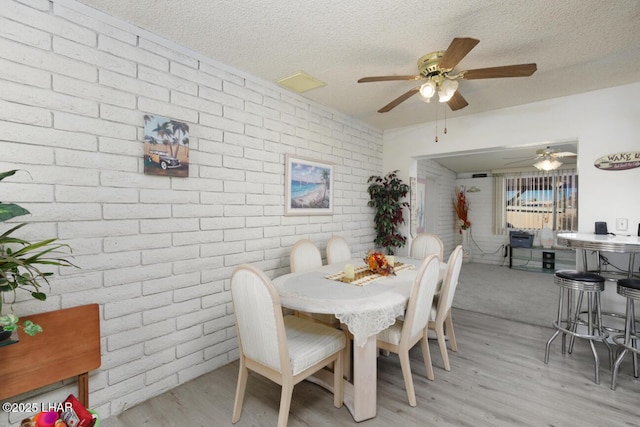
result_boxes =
[143,115,189,177]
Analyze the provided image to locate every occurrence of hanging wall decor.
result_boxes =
[143,115,189,177]
[593,151,640,171]
[416,178,426,234]
[285,155,334,215]
[410,177,417,238]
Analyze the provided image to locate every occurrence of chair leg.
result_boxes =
[595,292,613,369]
[568,290,584,354]
[344,335,352,381]
[420,335,435,380]
[277,382,294,427]
[436,322,451,371]
[334,351,344,408]
[232,358,248,423]
[544,329,561,364]
[399,350,417,407]
[445,311,458,352]
[629,300,638,378]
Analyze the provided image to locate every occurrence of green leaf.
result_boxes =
[31,292,47,301]
[1,323,17,332]
[22,320,43,336]
[0,170,19,182]
[0,203,30,222]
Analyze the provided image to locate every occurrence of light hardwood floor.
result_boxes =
[101,308,640,427]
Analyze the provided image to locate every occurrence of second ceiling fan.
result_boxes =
[358,37,537,113]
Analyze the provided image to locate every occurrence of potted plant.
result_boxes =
[367,170,410,257]
[0,170,75,339]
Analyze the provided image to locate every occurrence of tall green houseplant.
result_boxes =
[367,170,410,255]
[0,170,75,336]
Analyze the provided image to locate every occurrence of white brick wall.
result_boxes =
[0,0,382,423]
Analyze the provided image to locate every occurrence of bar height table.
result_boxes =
[556,233,640,279]
[556,232,640,331]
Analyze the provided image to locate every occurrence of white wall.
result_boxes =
[386,83,640,255]
[0,0,382,423]
[416,159,457,257]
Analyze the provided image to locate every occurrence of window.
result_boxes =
[494,169,578,233]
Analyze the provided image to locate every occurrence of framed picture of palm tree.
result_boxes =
[285,155,334,215]
[143,115,189,177]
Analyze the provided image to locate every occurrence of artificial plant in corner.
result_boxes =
[0,170,75,337]
[367,170,410,255]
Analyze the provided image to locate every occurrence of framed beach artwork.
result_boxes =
[143,115,189,177]
[285,155,334,216]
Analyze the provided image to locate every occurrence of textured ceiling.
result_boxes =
[74,0,640,133]
[72,1,638,173]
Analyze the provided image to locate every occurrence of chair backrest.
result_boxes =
[230,264,289,374]
[290,239,323,272]
[410,233,444,261]
[326,235,351,264]
[435,245,464,322]
[402,254,441,340]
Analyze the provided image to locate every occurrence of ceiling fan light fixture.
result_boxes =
[534,157,562,171]
[419,80,436,99]
[438,79,458,103]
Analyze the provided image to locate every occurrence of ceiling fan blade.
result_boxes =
[358,75,422,83]
[378,88,420,113]
[439,37,480,70]
[447,90,468,111]
[554,152,577,158]
[504,155,536,160]
[462,63,537,80]
[504,158,535,166]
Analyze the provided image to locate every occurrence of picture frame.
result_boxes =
[416,178,427,233]
[285,155,334,216]
[410,177,417,237]
[143,115,189,177]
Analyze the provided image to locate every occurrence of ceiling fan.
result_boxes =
[358,37,537,113]
[505,146,577,171]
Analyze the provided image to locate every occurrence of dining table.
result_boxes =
[272,256,447,422]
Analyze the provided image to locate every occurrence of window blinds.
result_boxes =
[493,168,578,234]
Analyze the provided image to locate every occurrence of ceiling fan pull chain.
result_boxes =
[444,106,448,134]
[435,104,439,142]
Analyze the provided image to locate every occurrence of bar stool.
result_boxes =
[610,278,640,390]
[544,269,613,384]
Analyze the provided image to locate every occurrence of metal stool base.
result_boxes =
[611,283,640,390]
[544,272,612,385]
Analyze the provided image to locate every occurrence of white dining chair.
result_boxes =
[426,245,463,372]
[410,233,444,261]
[230,264,346,427]
[289,239,323,272]
[326,235,351,264]
[290,239,340,328]
[376,254,441,407]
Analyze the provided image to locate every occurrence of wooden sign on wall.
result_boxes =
[594,151,640,171]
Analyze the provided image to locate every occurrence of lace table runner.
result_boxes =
[325,262,415,286]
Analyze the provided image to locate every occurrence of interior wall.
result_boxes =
[0,0,382,423]
[454,175,507,265]
[415,159,456,257]
[384,83,640,247]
